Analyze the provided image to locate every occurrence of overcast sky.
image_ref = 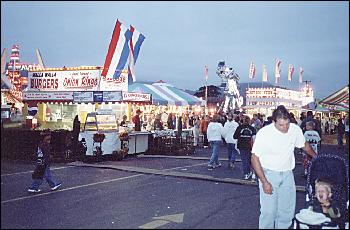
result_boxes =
[1,1,349,99]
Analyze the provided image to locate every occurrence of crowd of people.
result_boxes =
[27,105,348,228]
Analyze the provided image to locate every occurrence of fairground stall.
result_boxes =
[128,81,205,155]
[22,66,152,157]
[128,81,205,128]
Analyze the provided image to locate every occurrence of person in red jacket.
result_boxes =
[132,109,142,131]
[200,115,210,148]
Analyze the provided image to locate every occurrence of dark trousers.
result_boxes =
[203,132,208,147]
[240,149,252,175]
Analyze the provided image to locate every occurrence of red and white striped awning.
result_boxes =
[319,85,349,110]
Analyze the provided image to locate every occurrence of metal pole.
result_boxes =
[205,65,208,114]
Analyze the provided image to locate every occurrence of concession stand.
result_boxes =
[22,66,152,157]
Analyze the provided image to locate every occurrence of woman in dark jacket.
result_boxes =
[28,132,62,193]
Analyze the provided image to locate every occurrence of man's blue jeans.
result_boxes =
[208,141,221,166]
[30,164,60,190]
[227,143,239,163]
[258,168,296,229]
[240,149,252,175]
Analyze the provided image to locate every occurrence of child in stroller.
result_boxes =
[293,154,349,229]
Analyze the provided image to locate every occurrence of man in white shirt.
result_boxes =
[251,105,316,229]
[207,114,225,169]
[223,113,239,169]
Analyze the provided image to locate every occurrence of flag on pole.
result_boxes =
[299,67,303,83]
[102,20,132,80]
[275,59,281,84]
[249,61,256,79]
[288,64,294,82]
[262,65,268,82]
[205,65,208,81]
[127,25,146,83]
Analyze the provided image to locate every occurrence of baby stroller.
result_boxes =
[293,153,349,229]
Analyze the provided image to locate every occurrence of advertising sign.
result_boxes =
[103,91,122,102]
[122,92,151,102]
[23,92,73,100]
[93,92,103,102]
[73,92,94,102]
[28,69,128,92]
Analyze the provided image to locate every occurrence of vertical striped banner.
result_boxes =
[288,64,294,82]
[249,61,256,79]
[299,67,303,83]
[262,65,268,82]
[275,59,281,84]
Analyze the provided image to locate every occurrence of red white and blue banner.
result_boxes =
[127,25,146,83]
[249,61,256,79]
[101,20,132,80]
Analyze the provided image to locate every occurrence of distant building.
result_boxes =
[238,82,314,117]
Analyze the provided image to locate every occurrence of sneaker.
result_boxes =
[51,183,62,191]
[204,146,209,148]
[251,173,256,181]
[215,162,222,168]
[28,188,41,193]
[243,174,250,180]
[244,172,253,180]
[207,164,215,170]
[229,162,235,169]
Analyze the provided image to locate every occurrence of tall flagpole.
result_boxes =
[205,65,208,113]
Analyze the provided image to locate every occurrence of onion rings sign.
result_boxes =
[28,69,128,92]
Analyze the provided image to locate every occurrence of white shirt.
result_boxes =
[223,120,239,144]
[252,123,305,171]
[207,122,224,141]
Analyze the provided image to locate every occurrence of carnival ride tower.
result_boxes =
[216,61,243,114]
[6,45,24,101]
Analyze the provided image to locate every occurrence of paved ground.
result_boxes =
[1,135,348,229]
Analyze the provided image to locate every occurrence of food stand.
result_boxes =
[79,109,151,157]
[79,109,119,156]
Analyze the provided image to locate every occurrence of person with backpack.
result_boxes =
[233,115,256,180]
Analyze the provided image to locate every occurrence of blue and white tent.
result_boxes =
[128,81,205,106]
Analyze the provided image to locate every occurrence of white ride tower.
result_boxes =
[216,61,243,114]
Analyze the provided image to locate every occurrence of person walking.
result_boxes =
[72,115,81,161]
[28,132,62,193]
[223,113,240,169]
[337,117,345,149]
[207,114,225,170]
[251,105,316,229]
[234,115,256,179]
[345,115,349,154]
[192,115,201,147]
[200,115,210,148]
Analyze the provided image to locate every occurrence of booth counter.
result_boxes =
[79,110,150,156]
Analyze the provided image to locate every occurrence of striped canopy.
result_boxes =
[128,82,204,106]
[319,85,349,110]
